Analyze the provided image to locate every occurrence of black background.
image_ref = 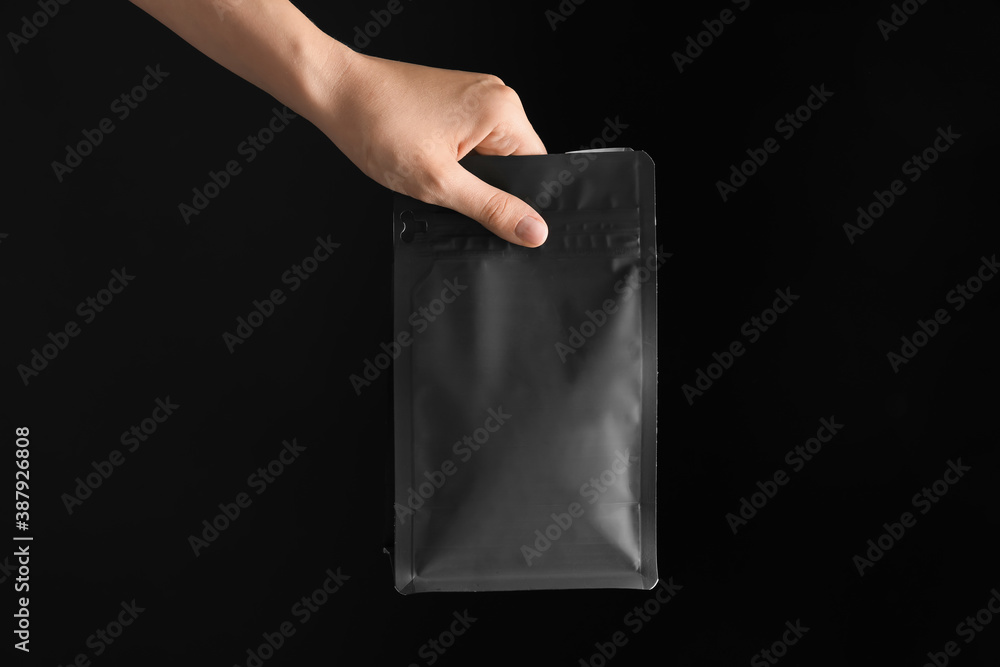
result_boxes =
[3,0,999,665]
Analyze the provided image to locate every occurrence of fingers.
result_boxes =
[513,126,547,156]
[474,122,547,157]
[472,92,547,156]
[507,108,547,155]
[432,161,548,247]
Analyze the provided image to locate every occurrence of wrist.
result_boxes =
[292,34,362,134]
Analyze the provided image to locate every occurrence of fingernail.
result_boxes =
[514,215,547,246]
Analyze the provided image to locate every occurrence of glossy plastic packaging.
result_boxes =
[391,150,658,592]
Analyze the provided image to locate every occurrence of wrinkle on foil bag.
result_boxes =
[390,150,657,593]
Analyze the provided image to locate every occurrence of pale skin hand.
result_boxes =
[129,0,549,246]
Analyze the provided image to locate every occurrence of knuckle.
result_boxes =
[487,121,519,155]
[495,84,521,106]
[479,191,512,226]
[481,73,505,87]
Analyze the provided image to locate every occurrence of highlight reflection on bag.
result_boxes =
[391,149,658,593]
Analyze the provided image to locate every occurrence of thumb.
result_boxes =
[435,162,548,247]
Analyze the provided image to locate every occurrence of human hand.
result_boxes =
[316,50,549,247]
[128,0,547,245]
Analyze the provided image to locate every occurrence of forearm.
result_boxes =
[131,0,549,245]
[129,0,353,123]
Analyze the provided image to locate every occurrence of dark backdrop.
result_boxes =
[3,0,998,665]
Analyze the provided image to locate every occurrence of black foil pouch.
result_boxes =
[391,149,659,592]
